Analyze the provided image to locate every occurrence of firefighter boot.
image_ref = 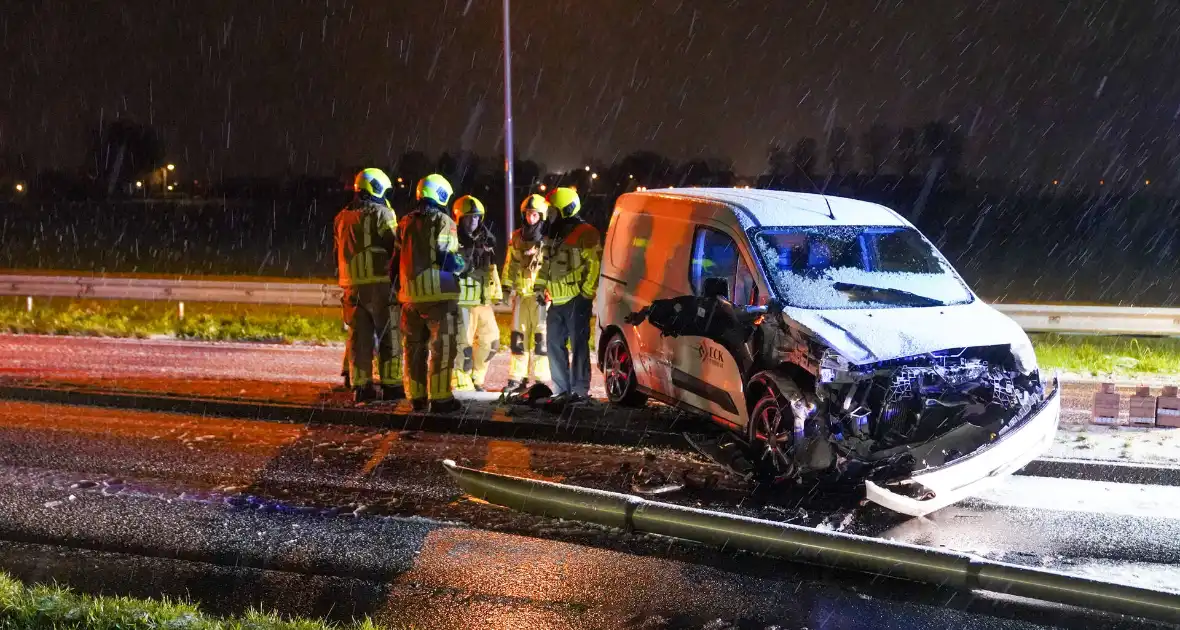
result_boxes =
[354,385,379,404]
[382,384,405,401]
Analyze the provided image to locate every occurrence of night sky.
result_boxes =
[5,0,1180,184]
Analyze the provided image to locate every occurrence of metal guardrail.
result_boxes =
[998,303,1180,336]
[441,459,1180,624]
[3,273,1179,334]
[0,274,344,308]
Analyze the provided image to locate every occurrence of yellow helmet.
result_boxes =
[451,195,486,221]
[415,173,453,208]
[520,194,549,219]
[354,168,392,200]
[547,187,581,219]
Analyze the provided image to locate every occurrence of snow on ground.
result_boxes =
[972,475,1180,519]
[1049,423,1180,465]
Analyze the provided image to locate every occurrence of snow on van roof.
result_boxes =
[634,188,909,229]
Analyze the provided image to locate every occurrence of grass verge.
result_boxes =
[0,297,527,349]
[0,572,385,630]
[0,297,346,344]
[1030,333,1180,377]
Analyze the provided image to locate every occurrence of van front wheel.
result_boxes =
[747,377,798,479]
[602,333,647,407]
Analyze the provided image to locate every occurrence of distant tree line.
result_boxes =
[762,120,965,192]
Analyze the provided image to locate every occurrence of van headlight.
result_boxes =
[1011,340,1038,374]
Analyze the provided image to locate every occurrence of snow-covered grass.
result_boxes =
[1031,333,1180,377]
[0,572,389,629]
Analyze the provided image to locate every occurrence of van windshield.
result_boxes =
[752,226,973,309]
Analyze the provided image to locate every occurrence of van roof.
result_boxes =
[622,188,910,229]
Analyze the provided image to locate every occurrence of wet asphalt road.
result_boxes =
[0,335,1178,627]
[0,399,1163,629]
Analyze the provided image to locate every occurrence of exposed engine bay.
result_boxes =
[629,290,1048,485]
[814,346,1044,483]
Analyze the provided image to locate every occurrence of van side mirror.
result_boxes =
[702,277,730,299]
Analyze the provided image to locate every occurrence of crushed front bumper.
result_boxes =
[865,374,1062,517]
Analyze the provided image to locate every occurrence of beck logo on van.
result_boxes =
[697,341,724,368]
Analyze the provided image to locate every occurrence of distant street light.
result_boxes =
[167,185,174,191]
[584,165,590,172]
[538,184,547,192]
[161,164,176,194]
[14,183,24,193]
[591,172,598,180]
[135,181,143,189]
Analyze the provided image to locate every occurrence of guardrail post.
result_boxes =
[25,297,32,313]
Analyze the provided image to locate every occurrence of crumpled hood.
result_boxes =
[785,299,1029,365]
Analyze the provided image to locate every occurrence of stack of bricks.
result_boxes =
[1159,386,1180,428]
[1128,386,1157,426]
[1091,382,1120,425]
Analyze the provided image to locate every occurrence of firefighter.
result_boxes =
[501,194,550,393]
[334,168,402,403]
[535,187,601,404]
[452,195,502,392]
[394,173,464,413]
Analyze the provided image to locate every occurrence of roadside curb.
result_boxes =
[1018,456,1180,486]
[0,384,694,449]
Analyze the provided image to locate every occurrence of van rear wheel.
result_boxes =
[602,333,647,407]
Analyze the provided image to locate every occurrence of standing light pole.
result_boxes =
[162,163,175,195]
[502,0,515,244]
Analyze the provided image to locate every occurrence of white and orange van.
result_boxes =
[595,188,1060,516]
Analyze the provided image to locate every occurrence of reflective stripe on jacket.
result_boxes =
[334,200,397,287]
[502,229,544,294]
[395,208,460,304]
[536,222,601,306]
[457,265,504,307]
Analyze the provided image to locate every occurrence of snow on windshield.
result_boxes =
[754,228,973,309]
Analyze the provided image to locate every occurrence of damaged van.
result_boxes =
[596,188,1060,516]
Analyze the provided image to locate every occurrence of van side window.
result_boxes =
[609,212,653,270]
[691,228,755,305]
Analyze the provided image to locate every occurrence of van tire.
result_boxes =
[746,373,799,479]
[602,332,647,407]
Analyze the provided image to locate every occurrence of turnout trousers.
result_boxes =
[454,304,500,389]
[342,283,401,388]
[401,300,460,402]
[508,294,549,384]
